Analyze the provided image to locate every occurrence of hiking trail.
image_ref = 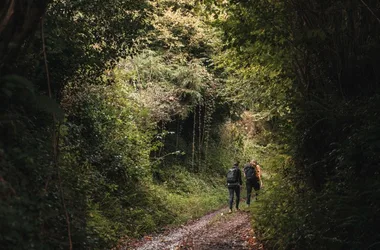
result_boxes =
[115,207,263,250]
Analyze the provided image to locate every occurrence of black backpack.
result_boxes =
[245,165,257,181]
[227,167,239,183]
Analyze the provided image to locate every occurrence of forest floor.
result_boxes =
[116,206,263,250]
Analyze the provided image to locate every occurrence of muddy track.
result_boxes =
[117,207,263,250]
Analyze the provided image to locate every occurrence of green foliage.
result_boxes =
[114,50,215,122]
[44,0,148,82]
[215,0,380,249]
[111,0,229,175]
[0,74,73,249]
[148,165,226,222]
[145,0,221,58]
[1,0,230,248]
[60,81,155,247]
[214,0,295,116]
[10,0,380,249]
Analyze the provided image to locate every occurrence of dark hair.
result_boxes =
[234,160,240,166]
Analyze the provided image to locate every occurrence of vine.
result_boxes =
[198,104,202,171]
[192,106,196,171]
[41,17,72,250]
[202,92,215,166]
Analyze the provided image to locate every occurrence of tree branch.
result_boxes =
[359,0,380,25]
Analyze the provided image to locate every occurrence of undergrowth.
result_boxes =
[106,166,226,248]
[247,97,380,250]
[149,169,226,225]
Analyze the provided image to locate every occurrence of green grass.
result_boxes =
[148,169,227,225]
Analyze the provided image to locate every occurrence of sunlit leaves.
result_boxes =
[213,0,295,119]
[114,45,216,121]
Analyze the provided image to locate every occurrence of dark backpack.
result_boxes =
[245,165,257,181]
[227,168,239,183]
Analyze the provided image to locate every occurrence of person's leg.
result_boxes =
[246,180,253,205]
[228,187,234,210]
[235,186,241,210]
[254,182,260,200]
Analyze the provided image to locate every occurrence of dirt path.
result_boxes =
[116,207,263,250]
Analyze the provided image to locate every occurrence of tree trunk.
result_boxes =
[0,0,50,72]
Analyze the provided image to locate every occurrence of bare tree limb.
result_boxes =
[359,0,380,25]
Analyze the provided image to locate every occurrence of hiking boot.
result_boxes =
[228,209,232,213]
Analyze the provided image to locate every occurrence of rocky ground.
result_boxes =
[115,207,263,250]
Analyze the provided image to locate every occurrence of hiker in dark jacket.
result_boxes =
[226,161,243,213]
[244,159,262,206]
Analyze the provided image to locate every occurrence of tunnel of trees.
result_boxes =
[1,0,380,249]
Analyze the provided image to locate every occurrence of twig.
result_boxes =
[192,107,196,171]
[41,17,73,250]
[0,175,16,196]
[359,0,380,25]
